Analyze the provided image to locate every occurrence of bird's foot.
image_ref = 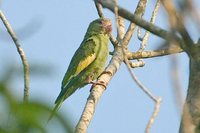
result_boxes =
[99,70,113,77]
[89,71,112,92]
[89,80,107,92]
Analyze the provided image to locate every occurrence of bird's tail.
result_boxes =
[48,82,79,122]
[48,98,63,122]
[55,84,78,103]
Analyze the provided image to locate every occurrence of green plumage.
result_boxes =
[49,18,112,120]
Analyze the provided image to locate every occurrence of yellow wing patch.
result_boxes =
[62,53,96,89]
[75,53,96,75]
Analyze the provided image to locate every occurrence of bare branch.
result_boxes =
[113,2,161,131]
[170,55,184,113]
[161,0,194,51]
[126,57,157,102]
[124,48,161,131]
[184,0,200,29]
[114,0,158,100]
[94,0,104,18]
[110,35,119,47]
[75,45,124,133]
[139,0,161,51]
[179,57,200,133]
[97,0,184,46]
[75,79,106,133]
[113,0,125,40]
[116,16,125,40]
[0,10,30,102]
[137,27,143,41]
[123,0,148,46]
[129,60,145,68]
[127,46,183,60]
[145,97,162,133]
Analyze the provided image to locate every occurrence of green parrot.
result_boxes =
[49,18,112,120]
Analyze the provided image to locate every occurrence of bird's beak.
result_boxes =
[105,24,112,34]
[102,19,112,35]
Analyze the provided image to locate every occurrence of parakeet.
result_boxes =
[49,18,112,120]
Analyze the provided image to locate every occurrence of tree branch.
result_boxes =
[170,55,184,113]
[129,60,145,68]
[94,0,104,18]
[179,57,200,133]
[179,43,200,133]
[138,0,161,51]
[145,97,162,133]
[123,0,148,46]
[113,1,161,132]
[161,0,194,52]
[0,10,30,102]
[97,0,184,46]
[75,46,124,133]
[127,46,183,60]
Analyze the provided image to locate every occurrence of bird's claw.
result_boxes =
[89,71,111,92]
[89,80,107,92]
[99,70,113,77]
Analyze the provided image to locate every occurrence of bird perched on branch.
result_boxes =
[49,18,112,120]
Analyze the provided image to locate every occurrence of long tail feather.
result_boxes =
[48,98,63,122]
[48,82,79,122]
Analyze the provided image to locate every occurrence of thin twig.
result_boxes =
[113,0,124,48]
[110,35,119,47]
[114,0,157,102]
[183,0,200,30]
[123,0,148,46]
[137,27,143,41]
[98,0,184,46]
[127,46,183,60]
[145,97,162,133]
[139,0,161,51]
[75,83,105,133]
[161,0,194,51]
[126,58,157,102]
[116,16,125,40]
[113,0,124,40]
[124,41,161,133]
[114,2,161,131]
[136,0,160,72]
[0,10,30,102]
[94,0,104,18]
[170,55,184,113]
[129,60,145,68]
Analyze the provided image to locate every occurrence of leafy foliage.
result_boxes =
[0,65,73,133]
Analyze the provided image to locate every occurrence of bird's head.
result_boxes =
[87,18,112,36]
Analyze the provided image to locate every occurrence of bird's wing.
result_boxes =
[49,38,97,120]
[61,38,97,89]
